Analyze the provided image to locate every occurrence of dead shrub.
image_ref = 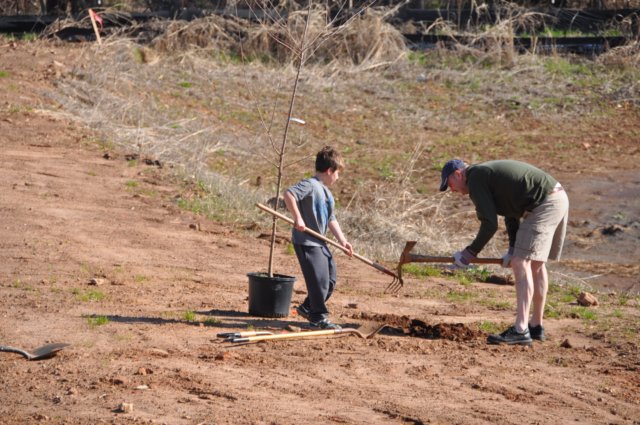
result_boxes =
[149,15,248,53]
[598,40,640,67]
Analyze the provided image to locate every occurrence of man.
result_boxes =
[440,159,569,345]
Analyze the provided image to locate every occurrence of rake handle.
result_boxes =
[256,203,396,277]
[407,255,503,265]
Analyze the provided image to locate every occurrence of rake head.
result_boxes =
[385,241,418,294]
[384,274,404,294]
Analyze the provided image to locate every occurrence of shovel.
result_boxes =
[0,343,70,361]
[230,323,387,343]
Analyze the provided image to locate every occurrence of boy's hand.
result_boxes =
[293,217,306,232]
[342,241,353,257]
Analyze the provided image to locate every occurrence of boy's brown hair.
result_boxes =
[315,146,345,173]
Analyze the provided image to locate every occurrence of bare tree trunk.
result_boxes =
[267,4,311,277]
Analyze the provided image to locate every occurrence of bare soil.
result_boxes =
[1,40,639,425]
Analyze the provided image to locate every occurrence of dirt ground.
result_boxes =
[1,40,639,425]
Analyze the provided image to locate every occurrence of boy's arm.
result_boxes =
[284,191,305,232]
[328,220,353,257]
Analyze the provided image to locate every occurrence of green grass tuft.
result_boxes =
[183,310,197,322]
[87,315,110,327]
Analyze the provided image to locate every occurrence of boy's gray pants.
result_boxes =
[294,244,336,322]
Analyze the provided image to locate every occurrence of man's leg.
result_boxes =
[511,256,533,333]
[529,260,548,327]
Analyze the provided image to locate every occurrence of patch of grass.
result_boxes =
[178,81,193,88]
[79,262,93,275]
[450,267,492,286]
[0,71,9,78]
[183,310,197,322]
[12,279,35,291]
[610,309,623,319]
[407,51,428,66]
[131,47,145,64]
[479,298,512,311]
[125,180,139,189]
[570,306,598,321]
[73,288,105,302]
[401,263,442,279]
[544,300,562,319]
[377,164,394,180]
[446,290,476,303]
[544,58,593,77]
[478,321,502,334]
[134,274,146,283]
[285,243,295,256]
[87,315,110,327]
[203,317,221,326]
[548,282,581,303]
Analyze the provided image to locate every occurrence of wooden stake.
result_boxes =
[89,9,102,45]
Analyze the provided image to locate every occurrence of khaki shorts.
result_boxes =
[513,189,569,262]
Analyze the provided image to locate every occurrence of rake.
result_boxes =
[256,203,403,293]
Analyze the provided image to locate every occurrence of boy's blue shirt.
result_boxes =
[287,176,336,246]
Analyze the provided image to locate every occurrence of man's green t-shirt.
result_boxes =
[466,160,557,254]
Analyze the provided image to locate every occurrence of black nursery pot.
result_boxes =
[247,272,296,318]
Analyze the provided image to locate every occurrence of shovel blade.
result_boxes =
[28,343,71,360]
[0,343,70,361]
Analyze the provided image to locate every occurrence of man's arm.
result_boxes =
[468,190,499,254]
[504,217,519,248]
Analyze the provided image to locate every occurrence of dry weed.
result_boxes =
[41,8,639,262]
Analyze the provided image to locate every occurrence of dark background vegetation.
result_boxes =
[3,0,640,16]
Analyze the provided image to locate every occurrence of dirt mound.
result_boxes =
[348,311,412,327]
[409,319,483,342]
[347,313,482,341]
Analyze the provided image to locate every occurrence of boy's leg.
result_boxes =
[294,244,332,322]
[324,246,337,303]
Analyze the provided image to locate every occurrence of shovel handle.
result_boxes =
[233,329,339,343]
[256,203,398,278]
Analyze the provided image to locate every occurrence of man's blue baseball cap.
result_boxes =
[439,159,466,191]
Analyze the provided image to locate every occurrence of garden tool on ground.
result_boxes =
[229,323,387,343]
[397,241,503,284]
[0,342,70,361]
[216,331,273,341]
[256,203,403,293]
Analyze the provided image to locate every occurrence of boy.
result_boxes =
[284,146,353,330]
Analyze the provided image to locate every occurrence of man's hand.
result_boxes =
[502,246,515,268]
[453,248,476,269]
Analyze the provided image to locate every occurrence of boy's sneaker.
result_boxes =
[295,305,311,321]
[487,326,532,345]
[529,325,546,341]
[309,319,341,330]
